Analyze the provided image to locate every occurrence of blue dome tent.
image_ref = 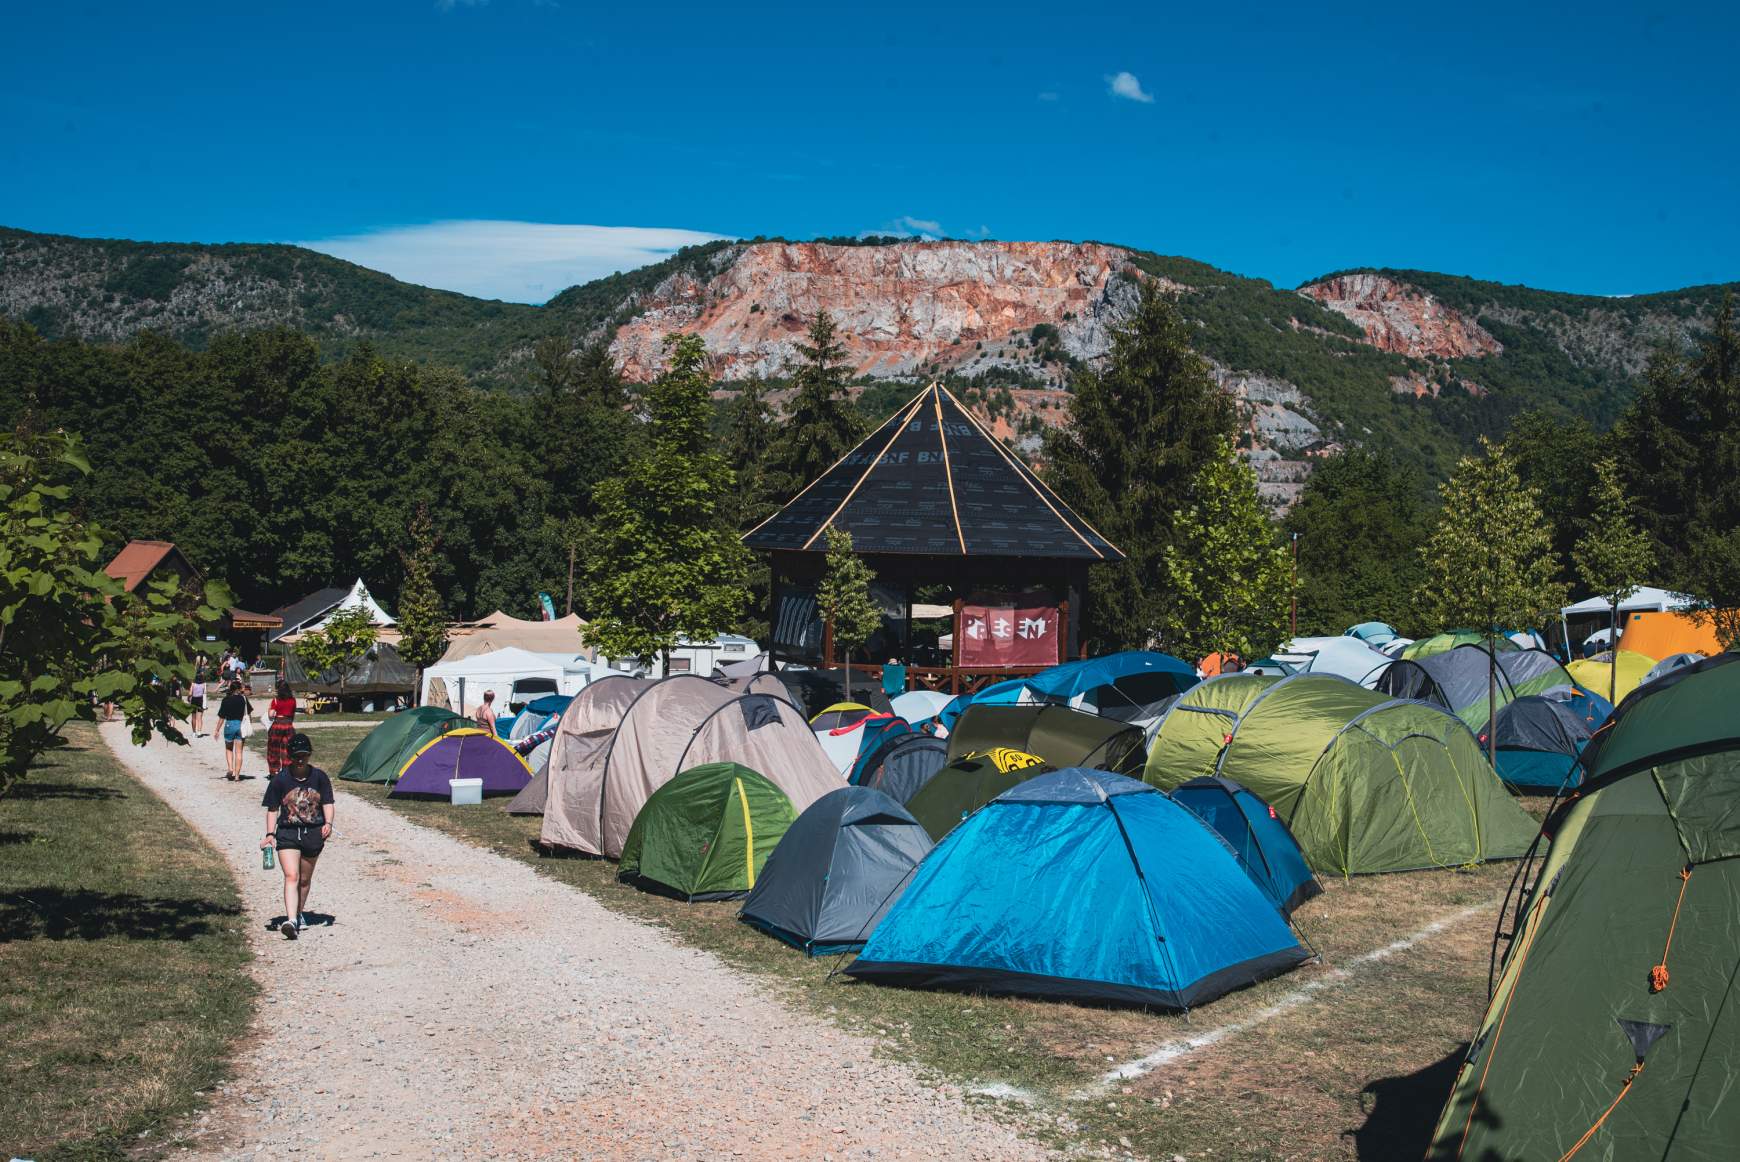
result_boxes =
[1169,776,1321,916]
[935,651,1198,734]
[845,769,1309,1009]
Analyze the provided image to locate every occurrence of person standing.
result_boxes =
[215,680,251,781]
[473,690,500,733]
[265,681,298,777]
[188,664,208,737]
[258,733,333,940]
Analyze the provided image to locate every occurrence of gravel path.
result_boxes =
[103,724,1050,1161]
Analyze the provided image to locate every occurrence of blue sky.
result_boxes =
[2,2,1735,303]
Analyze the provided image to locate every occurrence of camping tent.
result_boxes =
[854,733,950,805]
[1402,630,1520,660]
[504,675,649,816]
[539,675,839,858]
[283,641,417,699]
[944,703,1146,775]
[846,769,1309,1008]
[337,706,466,784]
[1480,695,1598,792]
[432,610,591,664]
[1428,654,1740,1161]
[1346,621,1400,648]
[810,703,879,731]
[419,646,603,711]
[1376,644,1575,729]
[1198,652,1244,677]
[905,750,1051,840]
[1144,673,1538,875]
[617,763,796,900]
[890,690,954,729]
[945,652,1198,727]
[740,786,935,954]
[1144,674,1280,787]
[1171,776,1321,916]
[1617,610,1722,661]
[1566,649,1656,702]
[388,728,533,799]
[1640,651,1706,688]
[1274,636,1392,685]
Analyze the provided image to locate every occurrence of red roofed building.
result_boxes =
[101,540,283,660]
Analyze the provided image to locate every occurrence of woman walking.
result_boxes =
[259,733,333,940]
[265,681,298,777]
[215,680,251,781]
[188,664,209,737]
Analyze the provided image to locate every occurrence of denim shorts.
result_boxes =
[223,719,243,742]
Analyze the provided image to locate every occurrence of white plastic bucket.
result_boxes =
[449,777,483,806]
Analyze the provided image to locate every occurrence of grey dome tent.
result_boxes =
[740,786,935,955]
[1640,651,1704,688]
[854,733,950,805]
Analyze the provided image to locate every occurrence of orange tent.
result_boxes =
[1199,652,1244,677]
[1618,611,1722,661]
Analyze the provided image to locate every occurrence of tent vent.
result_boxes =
[1617,1018,1671,1061]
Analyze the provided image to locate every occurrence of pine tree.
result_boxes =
[762,311,864,503]
[580,334,749,670]
[815,526,882,701]
[395,504,449,702]
[1415,439,1566,759]
[1572,457,1656,701]
[1282,449,1429,636]
[1162,438,1294,661]
[723,376,775,525]
[1045,279,1237,650]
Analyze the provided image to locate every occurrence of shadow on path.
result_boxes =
[0,888,241,941]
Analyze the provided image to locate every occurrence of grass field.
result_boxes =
[0,725,256,1162]
[303,726,1533,1160]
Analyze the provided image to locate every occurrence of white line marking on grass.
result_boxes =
[972,1082,1038,1103]
[1081,903,1488,1095]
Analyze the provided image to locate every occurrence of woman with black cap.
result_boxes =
[259,732,333,940]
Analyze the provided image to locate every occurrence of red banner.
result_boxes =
[958,605,1059,668]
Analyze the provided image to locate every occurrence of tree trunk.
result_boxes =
[1487,632,1498,770]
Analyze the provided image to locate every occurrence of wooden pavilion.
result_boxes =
[743,382,1122,694]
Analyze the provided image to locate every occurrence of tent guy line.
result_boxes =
[1082,901,1492,1093]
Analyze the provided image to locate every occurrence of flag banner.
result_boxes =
[958,605,1058,668]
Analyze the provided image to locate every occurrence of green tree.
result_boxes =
[581,334,750,669]
[1045,279,1237,650]
[815,526,882,700]
[1283,449,1430,636]
[0,430,223,792]
[1505,409,1601,587]
[394,505,448,701]
[294,606,381,705]
[1415,438,1566,759]
[1162,439,1294,660]
[1572,457,1657,702]
[762,311,864,503]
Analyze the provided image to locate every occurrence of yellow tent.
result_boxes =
[1566,649,1656,702]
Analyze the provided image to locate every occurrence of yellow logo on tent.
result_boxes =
[966,747,1046,773]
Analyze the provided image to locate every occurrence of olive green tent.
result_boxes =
[1143,674,1280,787]
[944,703,1144,775]
[618,763,797,901]
[905,751,1052,840]
[337,706,466,784]
[1145,673,1537,875]
[1402,630,1520,660]
[1430,654,1740,1160]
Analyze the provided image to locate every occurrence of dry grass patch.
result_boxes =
[0,725,255,1161]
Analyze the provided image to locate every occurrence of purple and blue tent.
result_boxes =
[389,728,534,799]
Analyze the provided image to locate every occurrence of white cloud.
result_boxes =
[1037,90,1060,102]
[435,0,488,10]
[299,220,732,303]
[1106,71,1154,104]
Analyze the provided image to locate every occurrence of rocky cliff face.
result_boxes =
[610,241,1156,382]
[1299,273,1502,360]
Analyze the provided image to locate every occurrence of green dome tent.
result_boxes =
[1143,674,1280,787]
[618,763,797,901]
[1145,673,1538,875]
[1430,654,1740,1161]
[337,706,466,784]
[944,703,1145,775]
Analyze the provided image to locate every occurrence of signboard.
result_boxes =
[958,605,1059,668]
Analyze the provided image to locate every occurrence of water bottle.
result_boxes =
[262,844,275,871]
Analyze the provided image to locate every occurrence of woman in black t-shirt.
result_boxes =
[259,733,334,939]
[215,681,251,781]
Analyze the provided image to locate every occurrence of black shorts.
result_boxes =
[275,826,326,857]
[190,696,205,710]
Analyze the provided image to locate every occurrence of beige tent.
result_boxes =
[507,674,649,816]
[538,674,840,858]
[437,611,590,664]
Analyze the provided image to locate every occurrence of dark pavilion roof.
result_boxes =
[744,383,1122,560]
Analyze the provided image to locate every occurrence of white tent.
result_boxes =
[420,646,609,712]
[1561,587,1696,658]
[1274,636,1392,687]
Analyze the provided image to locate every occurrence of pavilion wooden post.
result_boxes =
[1057,599,1070,664]
[950,598,963,695]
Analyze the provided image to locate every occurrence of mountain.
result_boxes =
[3,226,1732,499]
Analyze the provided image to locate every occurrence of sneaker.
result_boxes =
[281,918,298,940]
[296,913,307,931]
